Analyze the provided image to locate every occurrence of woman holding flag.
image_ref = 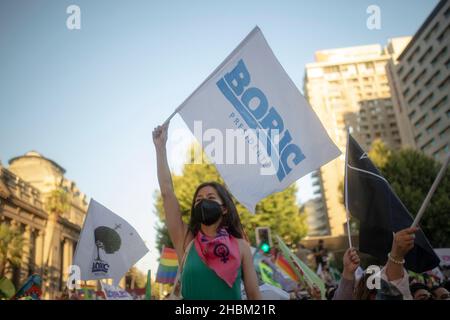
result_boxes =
[153,122,261,300]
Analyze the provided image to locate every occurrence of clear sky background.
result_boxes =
[0,0,438,276]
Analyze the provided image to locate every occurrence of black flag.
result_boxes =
[345,134,440,273]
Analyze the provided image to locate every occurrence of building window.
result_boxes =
[425,70,441,89]
[439,126,450,139]
[432,96,448,113]
[419,93,434,108]
[431,46,447,66]
[418,47,433,64]
[438,76,450,91]
[433,144,448,158]
[426,118,441,134]
[402,68,415,84]
[408,90,421,105]
[414,114,428,128]
[407,47,421,64]
[424,22,439,42]
[437,26,450,43]
[421,138,435,151]
[325,66,339,73]
[413,69,427,86]
[415,133,422,143]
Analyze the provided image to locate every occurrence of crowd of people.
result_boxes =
[277,234,450,300]
[152,122,449,301]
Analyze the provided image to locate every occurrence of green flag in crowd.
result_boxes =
[276,235,326,299]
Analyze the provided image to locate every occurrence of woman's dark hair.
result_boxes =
[410,282,431,297]
[187,182,246,240]
[353,272,377,300]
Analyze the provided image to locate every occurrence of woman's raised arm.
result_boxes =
[153,122,189,260]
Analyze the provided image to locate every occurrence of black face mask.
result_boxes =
[193,199,223,226]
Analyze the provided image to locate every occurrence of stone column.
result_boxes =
[20,224,32,281]
[35,229,45,271]
[63,239,70,283]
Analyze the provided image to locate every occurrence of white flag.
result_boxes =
[73,199,148,285]
[177,26,340,212]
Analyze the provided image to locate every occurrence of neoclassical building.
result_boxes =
[0,151,88,299]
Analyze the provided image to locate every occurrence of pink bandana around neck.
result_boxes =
[194,228,241,288]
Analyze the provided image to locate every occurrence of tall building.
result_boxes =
[387,0,450,163]
[300,197,330,237]
[304,38,410,237]
[0,151,88,299]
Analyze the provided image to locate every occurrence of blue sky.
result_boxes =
[0,0,438,275]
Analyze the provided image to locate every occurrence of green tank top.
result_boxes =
[181,244,242,300]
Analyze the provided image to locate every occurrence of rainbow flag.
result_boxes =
[276,254,300,282]
[277,236,326,299]
[156,247,178,284]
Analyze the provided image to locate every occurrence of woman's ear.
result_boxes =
[222,206,228,215]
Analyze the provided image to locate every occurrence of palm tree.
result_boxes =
[45,188,71,218]
[42,187,71,292]
[0,223,25,278]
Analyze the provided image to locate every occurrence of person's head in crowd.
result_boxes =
[422,273,435,288]
[376,279,403,300]
[354,271,378,300]
[430,285,450,300]
[188,181,245,240]
[318,239,324,246]
[326,286,337,300]
[410,282,433,300]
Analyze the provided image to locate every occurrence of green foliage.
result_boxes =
[367,141,450,247]
[154,145,308,252]
[0,223,25,278]
[126,266,147,288]
[0,276,15,299]
[368,139,391,168]
[45,188,70,216]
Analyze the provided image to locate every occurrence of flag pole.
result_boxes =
[163,108,179,126]
[412,154,449,227]
[145,269,151,300]
[344,130,353,248]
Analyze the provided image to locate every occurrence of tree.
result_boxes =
[45,188,71,216]
[124,266,147,289]
[43,187,71,286]
[94,226,122,260]
[368,141,450,247]
[368,139,391,168]
[0,223,25,279]
[154,145,307,253]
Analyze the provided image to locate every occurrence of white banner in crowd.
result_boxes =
[176,26,340,212]
[100,282,133,300]
[435,248,450,266]
[73,199,149,285]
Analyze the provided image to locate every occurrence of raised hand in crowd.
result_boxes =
[342,248,361,281]
[385,227,419,282]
